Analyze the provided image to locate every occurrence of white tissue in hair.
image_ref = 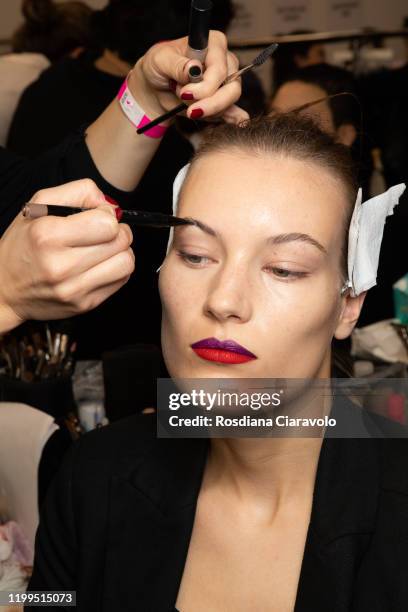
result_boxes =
[156,163,191,273]
[347,183,406,296]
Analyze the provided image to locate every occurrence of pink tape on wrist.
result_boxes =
[117,75,168,139]
[137,115,167,139]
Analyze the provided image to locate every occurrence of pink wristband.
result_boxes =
[117,76,167,139]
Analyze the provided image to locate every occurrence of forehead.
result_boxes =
[272,82,334,133]
[178,151,348,247]
[273,81,327,110]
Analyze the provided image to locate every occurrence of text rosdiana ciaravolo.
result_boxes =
[168,415,337,428]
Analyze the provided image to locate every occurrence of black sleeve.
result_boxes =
[27,443,79,611]
[0,129,136,236]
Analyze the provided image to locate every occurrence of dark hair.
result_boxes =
[280,63,360,129]
[12,0,92,62]
[272,30,321,87]
[91,0,235,66]
[189,113,358,280]
[90,0,182,65]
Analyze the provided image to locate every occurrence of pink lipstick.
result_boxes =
[191,337,257,364]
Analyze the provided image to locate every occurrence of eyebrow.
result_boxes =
[268,232,327,254]
[181,217,218,237]
[178,218,327,254]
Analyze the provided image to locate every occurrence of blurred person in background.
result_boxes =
[272,30,326,88]
[270,61,406,327]
[271,63,359,147]
[0,0,92,146]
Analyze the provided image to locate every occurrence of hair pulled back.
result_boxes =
[12,0,92,62]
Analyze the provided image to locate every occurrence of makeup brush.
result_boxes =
[22,203,195,229]
[136,42,279,135]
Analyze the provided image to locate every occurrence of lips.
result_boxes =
[191,337,257,364]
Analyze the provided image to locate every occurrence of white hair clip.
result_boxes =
[346,183,406,297]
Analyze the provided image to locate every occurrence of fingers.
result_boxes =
[146,42,195,89]
[178,40,245,123]
[221,104,250,125]
[179,31,230,101]
[73,224,133,275]
[37,225,134,282]
[30,178,106,209]
[29,206,121,248]
[54,248,135,311]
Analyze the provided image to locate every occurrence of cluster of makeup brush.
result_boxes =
[0,324,76,382]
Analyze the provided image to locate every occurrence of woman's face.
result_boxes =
[271,82,335,134]
[159,151,360,380]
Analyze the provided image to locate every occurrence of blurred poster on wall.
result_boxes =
[327,0,362,30]
[271,1,313,34]
[228,0,274,39]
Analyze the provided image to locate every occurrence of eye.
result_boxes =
[177,250,211,267]
[265,266,308,280]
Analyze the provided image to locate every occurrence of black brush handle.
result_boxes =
[137,103,186,134]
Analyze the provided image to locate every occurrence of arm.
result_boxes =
[0,33,245,333]
[1,32,244,228]
[86,32,247,190]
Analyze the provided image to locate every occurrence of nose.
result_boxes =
[203,261,253,324]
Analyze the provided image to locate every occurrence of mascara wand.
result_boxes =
[137,42,279,135]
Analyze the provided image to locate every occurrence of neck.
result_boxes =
[204,378,332,519]
[94,49,131,77]
[207,437,322,509]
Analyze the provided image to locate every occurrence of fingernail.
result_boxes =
[190,108,204,119]
[181,92,194,101]
[104,195,119,206]
[169,79,177,92]
[189,66,202,78]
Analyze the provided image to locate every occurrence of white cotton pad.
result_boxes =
[156,163,191,273]
[347,183,406,296]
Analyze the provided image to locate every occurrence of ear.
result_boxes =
[334,290,367,340]
[336,123,357,147]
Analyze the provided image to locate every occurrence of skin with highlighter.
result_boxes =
[158,119,366,611]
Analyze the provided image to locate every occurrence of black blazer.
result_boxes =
[28,401,408,611]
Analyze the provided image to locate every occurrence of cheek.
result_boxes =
[159,258,201,339]
[256,280,341,359]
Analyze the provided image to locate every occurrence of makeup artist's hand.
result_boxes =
[0,179,134,333]
[130,31,249,125]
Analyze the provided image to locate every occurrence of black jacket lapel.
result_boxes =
[295,434,381,612]
[102,438,208,612]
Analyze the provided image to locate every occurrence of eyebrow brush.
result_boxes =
[136,42,279,135]
[22,203,195,229]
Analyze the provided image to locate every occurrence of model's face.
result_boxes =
[159,152,357,380]
[272,81,335,134]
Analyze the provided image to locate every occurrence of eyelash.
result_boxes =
[176,250,308,280]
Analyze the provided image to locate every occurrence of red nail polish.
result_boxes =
[190,108,204,119]
[104,194,119,206]
[169,79,177,92]
[181,92,194,101]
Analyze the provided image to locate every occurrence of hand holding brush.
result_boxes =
[137,43,278,134]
